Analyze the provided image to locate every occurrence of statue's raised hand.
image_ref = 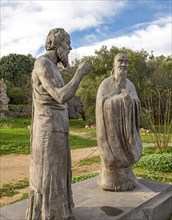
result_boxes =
[77,61,91,77]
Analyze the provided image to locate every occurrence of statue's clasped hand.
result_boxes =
[121,89,131,101]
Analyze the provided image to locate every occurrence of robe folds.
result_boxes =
[96,76,142,169]
[26,58,74,220]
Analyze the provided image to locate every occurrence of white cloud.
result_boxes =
[1,1,171,59]
[1,0,126,57]
[72,18,171,58]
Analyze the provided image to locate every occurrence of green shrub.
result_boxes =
[134,154,172,172]
[142,146,172,155]
[8,87,28,104]
[136,172,172,183]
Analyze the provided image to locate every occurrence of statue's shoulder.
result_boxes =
[33,55,54,76]
[99,75,114,88]
[35,55,51,66]
[126,79,137,95]
[97,76,114,97]
[127,79,136,89]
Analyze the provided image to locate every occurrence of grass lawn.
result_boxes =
[0,118,97,155]
[0,117,160,155]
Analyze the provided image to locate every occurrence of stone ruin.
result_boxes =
[0,79,10,118]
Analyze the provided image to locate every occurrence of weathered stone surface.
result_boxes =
[26,28,91,220]
[68,95,85,120]
[1,178,172,220]
[0,79,10,118]
[96,53,142,191]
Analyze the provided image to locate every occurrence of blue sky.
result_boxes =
[1,0,172,60]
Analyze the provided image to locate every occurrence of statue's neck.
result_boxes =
[45,51,60,64]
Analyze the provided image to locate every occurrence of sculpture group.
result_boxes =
[26,28,142,220]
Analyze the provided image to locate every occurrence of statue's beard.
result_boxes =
[57,49,69,68]
[115,69,127,89]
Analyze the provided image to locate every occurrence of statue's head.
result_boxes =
[112,53,128,88]
[113,53,129,80]
[45,28,72,67]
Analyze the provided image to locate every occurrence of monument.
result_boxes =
[26,28,91,220]
[96,53,142,191]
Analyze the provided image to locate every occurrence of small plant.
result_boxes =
[134,154,172,172]
[142,146,172,155]
[143,88,172,149]
[135,171,172,183]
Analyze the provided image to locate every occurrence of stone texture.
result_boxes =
[96,53,142,191]
[26,28,91,220]
[0,79,10,118]
[67,95,85,120]
[1,178,172,220]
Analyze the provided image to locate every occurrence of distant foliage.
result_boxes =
[7,87,28,104]
[0,53,35,87]
[0,53,35,104]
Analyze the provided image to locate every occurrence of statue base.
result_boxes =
[98,166,138,191]
[0,177,172,220]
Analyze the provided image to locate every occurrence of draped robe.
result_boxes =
[96,76,142,169]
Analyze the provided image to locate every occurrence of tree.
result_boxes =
[0,53,35,104]
[146,55,172,90]
[77,46,149,125]
[143,88,172,148]
[0,53,35,87]
[142,55,172,137]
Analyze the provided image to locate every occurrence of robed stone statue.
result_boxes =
[26,28,91,220]
[96,53,142,192]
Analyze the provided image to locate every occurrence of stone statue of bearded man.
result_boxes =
[26,28,91,220]
[96,53,142,192]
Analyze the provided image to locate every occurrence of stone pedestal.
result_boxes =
[0,177,171,220]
